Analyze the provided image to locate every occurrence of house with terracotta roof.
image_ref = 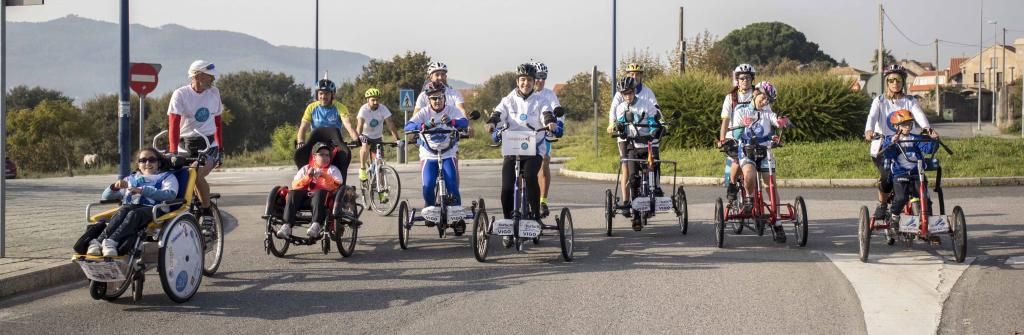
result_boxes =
[828,66,872,91]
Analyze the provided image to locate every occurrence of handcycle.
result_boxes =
[714,136,809,248]
[70,130,224,303]
[604,111,688,236]
[262,139,364,258]
[396,122,484,249]
[360,139,403,216]
[857,135,966,263]
[472,125,574,262]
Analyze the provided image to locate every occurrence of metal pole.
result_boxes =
[1002,28,1007,126]
[1,1,7,258]
[935,39,940,116]
[314,0,319,84]
[138,95,145,150]
[878,4,884,93]
[977,0,983,131]
[992,22,997,126]
[118,0,130,177]
[611,0,616,93]
[593,66,599,159]
[678,7,685,74]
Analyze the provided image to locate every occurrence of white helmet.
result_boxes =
[188,59,218,78]
[531,61,549,80]
[732,63,755,86]
[427,62,448,75]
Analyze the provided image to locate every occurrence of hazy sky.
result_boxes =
[7,0,1024,84]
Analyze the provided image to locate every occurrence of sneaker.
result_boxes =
[358,169,369,181]
[726,183,738,201]
[873,204,887,219]
[276,224,292,238]
[378,191,390,204]
[772,225,787,243]
[101,239,119,257]
[890,213,901,226]
[741,198,754,215]
[86,239,102,256]
[540,203,550,218]
[631,217,643,231]
[621,201,632,218]
[307,222,322,238]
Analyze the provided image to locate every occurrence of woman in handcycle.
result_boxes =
[485,63,558,222]
[612,76,663,231]
[733,81,791,241]
[276,142,346,239]
[404,80,470,220]
[880,110,937,227]
[75,148,178,257]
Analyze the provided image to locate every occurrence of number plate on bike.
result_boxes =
[492,219,541,238]
[501,131,537,156]
[631,198,651,212]
[759,159,775,170]
[898,215,950,234]
[655,197,674,212]
[74,259,126,282]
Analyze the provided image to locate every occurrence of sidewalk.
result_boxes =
[930,121,1019,139]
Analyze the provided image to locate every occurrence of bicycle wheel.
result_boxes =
[858,206,871,263]
[951,206,967,263]
[558,208,574,262]
[605,189,614,236]
[369,165,401,216]
[266,216,289,257]
[397,201,411,250]
[794,196,808,247]
[158,216,203,303]
[675,187,688,235]
[334,219,358,258]
[714,198,725,248]
[202,203,224,276]
[472,200,490,262]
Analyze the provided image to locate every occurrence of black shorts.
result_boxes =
[364,137,384,152]
[180,135,222,166]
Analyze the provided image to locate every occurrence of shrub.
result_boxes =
[270,123,298,161]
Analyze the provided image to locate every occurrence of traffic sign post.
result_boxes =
[129,62,160,151]
[398,88,415,164]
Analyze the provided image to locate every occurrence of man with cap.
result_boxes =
[167,59,223,233]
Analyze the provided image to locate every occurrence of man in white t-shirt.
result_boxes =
[531,61,564,218]
[356,87,401,182]
[167,59,223,231]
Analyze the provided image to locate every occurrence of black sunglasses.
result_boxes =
[137,157,160,164]
[428,95,444,101]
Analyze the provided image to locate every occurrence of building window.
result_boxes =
[974,73,984,83]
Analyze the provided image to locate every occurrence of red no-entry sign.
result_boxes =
[129,63,161,95]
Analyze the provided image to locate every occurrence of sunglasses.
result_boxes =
[737,75,753,81]
[428,95,444,101]
[887,78,902,83]
[137,157,159,164]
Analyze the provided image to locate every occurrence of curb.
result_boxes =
[215,158,571,173]
[0,261,83,300]
[558,167,1024,188]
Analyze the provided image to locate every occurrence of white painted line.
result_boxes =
[130,74,156,82]
[825,253,974,335]
[1006,256,1024,265]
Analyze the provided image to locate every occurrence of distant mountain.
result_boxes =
[447,79,477,89]
[3,16,467,102]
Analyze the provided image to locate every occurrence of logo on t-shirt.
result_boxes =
[195,107,210,122]
[519,113,528,121]
[884,112,898,132]
[369,119,380,128]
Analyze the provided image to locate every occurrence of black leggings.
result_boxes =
[500,155,542,220]
[872,155,893,194]
[72,205,154,255]
[626,147,661,196]
[296,127,352,185]
[283,189,329,226]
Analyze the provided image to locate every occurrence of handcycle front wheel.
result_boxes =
[793,196,808,247]
[714,198,725,248]
[397,201,411,250]
[201,202,224,276]
[675,187,688,235]
[472,199,489,262]
[951,206,967,263]
[158,216,204,303]
[265,216,289,257]
[858,206,871,263]
[333,190,359,257]
[558,207,574,262]
[604,189,614,236]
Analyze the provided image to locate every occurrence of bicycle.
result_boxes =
[360,140,403,216]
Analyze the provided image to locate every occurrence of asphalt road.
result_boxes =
[1,165,1022,334]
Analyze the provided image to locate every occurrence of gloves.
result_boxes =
[358,135,368,143]
[295,140,305,150]
[440,114,451,125]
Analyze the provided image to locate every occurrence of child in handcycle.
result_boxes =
[404,81,470,222]
[880,109,937,225]
[612,77,663,230]
[276,142,346,239]
[74,147,179,257]
[732,81,790,240]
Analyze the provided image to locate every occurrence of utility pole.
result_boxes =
[1002,27,1007,126]
[611,0,617,92]
[977,1,983,131]
[990,20,997,126]
[314,0,319,92]
[678,6,685,74]
[935,39,940,116]
[878,4,884,94]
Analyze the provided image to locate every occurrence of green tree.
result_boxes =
[717,22,836,67]
[338,51,433,118]
[558,71,612,122]
[216,71,310,153]
[79,93,160,164]
[6,100,95,175]
[465,71,517,114]
[869,48,898,72]
[620,48,667,78]
[4,85,73,112]
[673,30,735,76]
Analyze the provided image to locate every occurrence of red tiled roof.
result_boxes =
[948,57,969,76]
[908,84,938,92]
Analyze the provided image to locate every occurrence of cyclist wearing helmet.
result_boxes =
[414,61,467,116]
[356,88,401,182]
[404,80,470,217]
[607,63,659,136]
[531,61,565,217]
[734,81,791,241]
[485,63,558,221]
[612,76,663,231]
[718,63,757,202]
[880,110,937,225]
[864,64,938,219]
[167,59,223,231]
[295,75,357,185]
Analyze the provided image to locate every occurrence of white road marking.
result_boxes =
[824,253,974,335]
[1006,256,1024,265]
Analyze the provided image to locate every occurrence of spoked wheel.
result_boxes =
[333,221,358,258]
[605,189,614,236]
[369,165,401,216]
[675,187,688,235]
[793,196,809,247]
[858,206,871,263]
[558,208,574,262]
[266,216,289,257]
[714,198,725,248]
[158,216,203,303]
[321,229,331,255]
[951,206,967,263]
[202,203,225,276]
[397,201,411,250]
[472,201,490,262]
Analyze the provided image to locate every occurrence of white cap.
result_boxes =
[188,60,218,78]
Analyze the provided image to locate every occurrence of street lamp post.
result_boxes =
[976,1,983,131]
[988,20,997,126]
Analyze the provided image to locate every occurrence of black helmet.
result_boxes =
[317,78,336,93]
[883,64,908,79]
[312,142,332,154]
[423,80,446,96]
[616,77,638,92]
[515,63,537,79]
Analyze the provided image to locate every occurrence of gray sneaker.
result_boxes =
[276,224,292,238]
[86,239,102,256]
[101,239,119,257]
[307,222,322,238]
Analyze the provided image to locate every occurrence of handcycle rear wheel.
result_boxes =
[472,198,489,262]
[794,196,809,247]
[397,201,411,250]
[951,206,967,263]
[714,198,725,248]
[558,208,575,262]
[858,206,871,263]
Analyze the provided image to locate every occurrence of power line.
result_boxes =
[883,10,932,47]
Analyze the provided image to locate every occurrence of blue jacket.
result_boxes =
[882,133,937,177]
